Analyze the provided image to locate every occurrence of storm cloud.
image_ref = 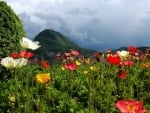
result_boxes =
[4,0,150,50]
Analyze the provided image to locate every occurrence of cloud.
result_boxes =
[5,0,150,50]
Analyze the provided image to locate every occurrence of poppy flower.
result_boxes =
[55,53,62,60]
[40,60,50,69]
[122,61,134,67]
[8,95,16,108]
[107,55,121,65]
[1,57,28,69]
[64,52,71,57]
[20,37,41,50]
[83,70,88,75]
[66,57,75,64]
[118,69,127,79]
[141,63,150,68]
[64,63,77,71]
[11,52,20,59]
[70,50,80,56]
[94,52,103,62]
[127,45,138,55]
[61,66,65,71]
[116,99,147,113]
[90,66,97,71]
[36,73,51,84]
[117,50,129,59]
[140,54,146,60]
[15,58,28,68]
[75,60,81,66]
[84,57,91,64]
[105,49,112,53]
[20,50,34,59]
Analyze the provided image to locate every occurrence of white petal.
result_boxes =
[1,57,15,69]
[20,37,41,50]
[15,58,28,68]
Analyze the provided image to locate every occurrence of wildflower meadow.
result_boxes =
[0,37,150,113]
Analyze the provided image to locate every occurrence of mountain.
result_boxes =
[33,29,94,58]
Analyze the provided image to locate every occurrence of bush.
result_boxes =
[0,1,25,58]
[0,1,26,79]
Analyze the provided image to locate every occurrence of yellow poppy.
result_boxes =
[90,66,97,71]
[36,73,51,84]
[84,57,91,64]
[75,60,81,66]
[83,70,88,75]
[61,66,65,71]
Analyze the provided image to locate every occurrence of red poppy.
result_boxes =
[70,50,79,56]
[118,69,127,79]
[40,60,50,69]
[140,54,146,60]
[94,52,103,62]
[94,52,103,57]
[107,55,121,65]
[20,50,34,59]
[11,52,20,59]
[122,61,134,67]
[64,63,77,71]
[116,99,147,113]
[127,45,138,55]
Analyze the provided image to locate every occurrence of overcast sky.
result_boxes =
[4,0,150,50]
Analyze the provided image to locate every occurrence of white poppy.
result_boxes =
[117,50,129,57]
[1,57,28,69]
[1,57,16,69]
[20,37,41,50]
[15,58,28,68]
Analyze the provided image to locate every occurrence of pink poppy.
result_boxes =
[116,99,147,113]
[64,63,77,71]
[70,50,80,56]
[122,61,134,66]
[64,52,71,57]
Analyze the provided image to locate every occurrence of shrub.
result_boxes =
[0,1,26,79]
[0,1,25,57]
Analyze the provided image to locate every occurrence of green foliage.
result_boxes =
[0,1,25,78]
[0,1,25,58]
[0,61,150,112]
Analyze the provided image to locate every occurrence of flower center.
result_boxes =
[126,104,136,113]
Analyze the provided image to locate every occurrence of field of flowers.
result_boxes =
[0,37,150,113]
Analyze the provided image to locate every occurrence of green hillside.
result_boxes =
[34,29,94,57]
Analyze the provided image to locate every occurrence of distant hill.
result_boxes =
[34,29,94,58]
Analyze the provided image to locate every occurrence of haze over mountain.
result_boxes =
[34,29,150,57]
